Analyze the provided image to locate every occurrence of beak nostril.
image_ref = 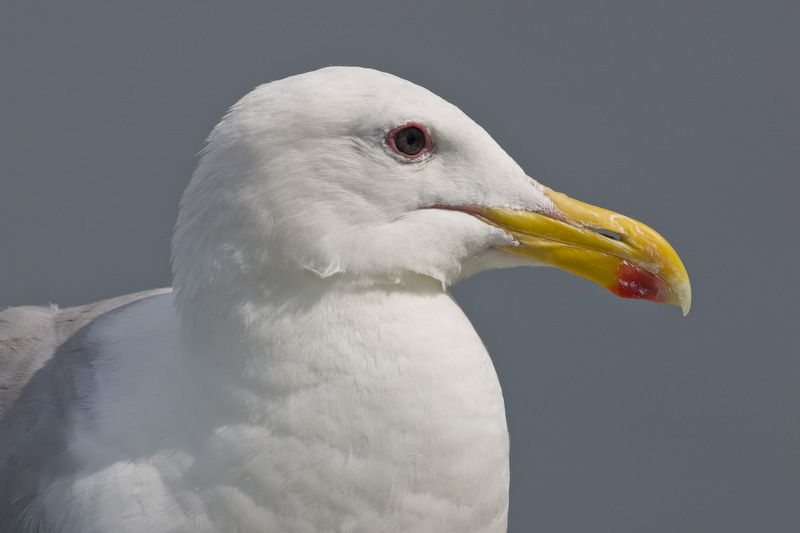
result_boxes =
[589,227,622,241]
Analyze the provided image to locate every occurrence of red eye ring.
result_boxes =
[387,122,433,159]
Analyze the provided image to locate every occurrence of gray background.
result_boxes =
[1,2,798,531]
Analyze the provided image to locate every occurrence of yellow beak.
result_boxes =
[481,187,691,315]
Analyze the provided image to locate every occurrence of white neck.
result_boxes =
[86,276,510,531]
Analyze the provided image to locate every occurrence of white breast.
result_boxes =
[39,284,509,532]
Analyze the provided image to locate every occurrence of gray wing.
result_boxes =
[0,288,171,528]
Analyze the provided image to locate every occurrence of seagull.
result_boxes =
[0,67,690,532]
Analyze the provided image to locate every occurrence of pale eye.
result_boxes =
[387,123,432,159]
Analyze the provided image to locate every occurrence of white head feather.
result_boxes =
[172,66,554,313]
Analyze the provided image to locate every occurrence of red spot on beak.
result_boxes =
[609,261,668,303]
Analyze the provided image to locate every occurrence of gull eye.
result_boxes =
[387,123,432,159]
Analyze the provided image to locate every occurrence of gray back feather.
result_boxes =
[0,288,171,528]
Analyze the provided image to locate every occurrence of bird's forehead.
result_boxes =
[244,67,467,134]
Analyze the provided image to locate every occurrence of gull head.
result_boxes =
[172,67,690,314]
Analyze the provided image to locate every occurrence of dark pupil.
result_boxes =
[395,127,425,155]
